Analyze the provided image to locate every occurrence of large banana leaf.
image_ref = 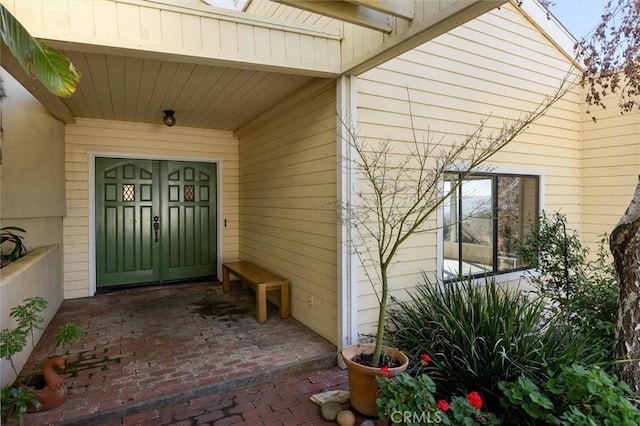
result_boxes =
[0,4,80,97]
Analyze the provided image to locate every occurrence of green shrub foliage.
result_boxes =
[376,372,501,426]
[387,276,605,413]
[500,364,640,425]
[519,212,618,362]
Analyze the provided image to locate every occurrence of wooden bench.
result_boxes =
[222,261,290,323]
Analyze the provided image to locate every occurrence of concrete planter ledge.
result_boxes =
[0,244,64,387]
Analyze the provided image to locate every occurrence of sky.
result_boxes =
[549,0,608,39]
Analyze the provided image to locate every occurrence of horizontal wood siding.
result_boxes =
[355,3,582,332]
[2,0,341,76]
[64,119,239,299]
[246,0,503,76]
[235,80,338,345]
[581,93,640,255]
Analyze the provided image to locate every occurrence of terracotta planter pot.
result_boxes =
[26,356,68,412]
[341,343,409,417]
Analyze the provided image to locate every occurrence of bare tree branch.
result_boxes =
[337,73,577,366]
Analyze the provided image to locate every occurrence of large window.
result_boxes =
[442,172,539,280]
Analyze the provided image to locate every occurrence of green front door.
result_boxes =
[96,158,217,288]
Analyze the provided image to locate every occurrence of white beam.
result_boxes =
[342,0,508,75]
[345,0,414,20]
[272,0,393,33]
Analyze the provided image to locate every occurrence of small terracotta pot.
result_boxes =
[26,356,68,412]
[341,343,409,417]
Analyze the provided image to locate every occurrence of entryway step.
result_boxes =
[59,353,337,425]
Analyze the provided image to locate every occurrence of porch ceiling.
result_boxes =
[1,0,336,131]
[58,50,318,131]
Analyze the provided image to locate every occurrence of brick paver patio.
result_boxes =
[11,281,379,425]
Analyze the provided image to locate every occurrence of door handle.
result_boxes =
[153,216,160,243]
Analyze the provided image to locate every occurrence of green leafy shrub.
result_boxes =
[387,275,605,413]
[500,364,640,425]
[1,297,85,424]
[1,386,40,425]
[377,372,500,425]
[519,212,618,362]
[377,372,441,425]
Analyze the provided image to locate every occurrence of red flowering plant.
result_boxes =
[376,354,500,425]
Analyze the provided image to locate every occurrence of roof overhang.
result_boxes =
[0,0,513,130]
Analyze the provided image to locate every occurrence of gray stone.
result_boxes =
[320,401,342,422]
[310,389,350,405]
[360,420,376,426]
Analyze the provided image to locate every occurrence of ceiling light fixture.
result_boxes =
[163,110,176,127]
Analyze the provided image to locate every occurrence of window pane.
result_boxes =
[443,174,460,279]
[497,176,538,271]
[460,177,493,275]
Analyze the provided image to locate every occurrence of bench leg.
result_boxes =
[280,281,290,319]
[223,266,231,292]
[256,284,267,323]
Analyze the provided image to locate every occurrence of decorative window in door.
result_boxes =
[122,184,135,201]
[184,185,195,202]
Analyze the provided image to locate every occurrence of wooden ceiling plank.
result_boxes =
[187,68,241,128]
[142,61,180,123]
[226,74,313,130]
[133,59,162,123]
[84,53,115,120]
[271,0,392,33]
[106,55,126,122]
[177,66,228,128]
[175,68,225,128]
[198,69,260,129]
[123,57,144,120]
[210,71,275,126]
[170,64,214,122]
[345,0,414,20]
[158,63,197,114]
[60,52,94,119]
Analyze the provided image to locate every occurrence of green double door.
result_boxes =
[95,158,217,288]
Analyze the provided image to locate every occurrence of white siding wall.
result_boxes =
[235,80,338,344]
[355,3,583,333]
[581,94,640,255]
[63,119,239,299]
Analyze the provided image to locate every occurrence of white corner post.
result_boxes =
[336,75,359,360]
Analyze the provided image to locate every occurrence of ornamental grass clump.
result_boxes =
[387,275,606,413]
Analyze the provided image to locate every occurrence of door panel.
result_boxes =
[96,158,217,288]
[96,158,160,287]
[161,161,217,281]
